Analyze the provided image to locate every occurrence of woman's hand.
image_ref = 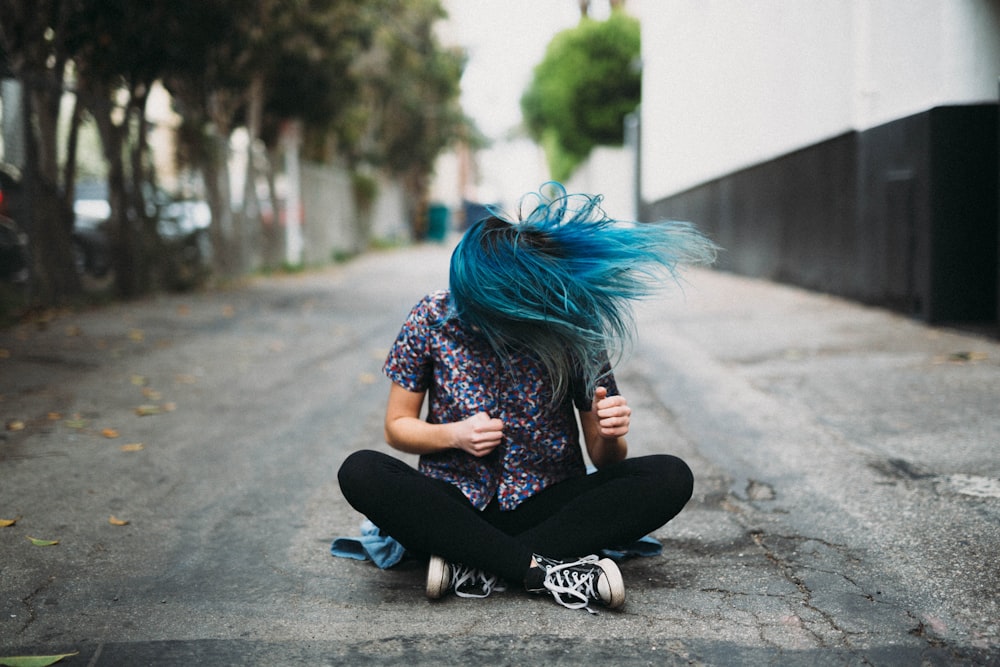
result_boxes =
[581,386,629,468]
[592,386,631,438]
[450,412,504,457]
[384,383,504,457]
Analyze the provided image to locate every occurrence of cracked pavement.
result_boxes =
[1,242,998,665]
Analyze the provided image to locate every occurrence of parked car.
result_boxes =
[0,214,29,283]
[72,182,212,280]
[72,188,113,278]
[157,198,212,244]
[0,163,29,283]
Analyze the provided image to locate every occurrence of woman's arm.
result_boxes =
[383,382,504,457]
[580,386,629,468]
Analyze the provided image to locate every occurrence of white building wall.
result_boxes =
[564,146,636,221]
[637,0,1000,202]
[368,174,409,243]
[300,162,356,263]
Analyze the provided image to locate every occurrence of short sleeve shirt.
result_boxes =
[383,290,618,511]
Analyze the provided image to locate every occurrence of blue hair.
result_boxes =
[449,182,718,401]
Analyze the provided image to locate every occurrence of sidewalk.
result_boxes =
[0,244,997,665]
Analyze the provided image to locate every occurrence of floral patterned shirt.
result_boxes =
[383,290,618,511]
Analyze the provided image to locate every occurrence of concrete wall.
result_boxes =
[634,0,1000,327]
[645,105,999,326]
[300,162,410,265]
[367,176,409,245]
[636,0,1000,202]
[565,145,637,222]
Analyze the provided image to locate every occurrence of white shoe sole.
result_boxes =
[596,557,626,609]
[426,555,449,599]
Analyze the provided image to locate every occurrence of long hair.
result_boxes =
[448,182,718,401]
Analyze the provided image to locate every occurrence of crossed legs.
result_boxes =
[337,449,693,584]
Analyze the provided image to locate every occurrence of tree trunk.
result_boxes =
[201,89,241,278]
[128,86,158,293]
[23,77,81,306]
[239,73,266,273]
[88,83,140,299]
[106,134,137,299]
[203,127,235,278]
[262,152,283,269]
[62,93,83,221]
[403,169,428,240]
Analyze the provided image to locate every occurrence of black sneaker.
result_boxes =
[425,555,506,599]
[531,554,625,612]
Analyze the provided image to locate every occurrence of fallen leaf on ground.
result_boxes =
[108,515,129,526]
[0,517,19,527]
[128,329,144,342]
[26,536,59,546]
[162,402,176,412]
[141,387,162,400]
[6,419,25,431]
[0,652,79,667]
[134,405,162,416]
[64,415,88,429]
[933,351,987,365]
[131,374,148,386]
[950,351,988,362]
[120,443,144,452]
[101,428,120,438]
[47,412,61,421]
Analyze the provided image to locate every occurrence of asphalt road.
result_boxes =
[1,241,998,666]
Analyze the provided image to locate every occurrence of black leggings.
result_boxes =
[337,450,694,584]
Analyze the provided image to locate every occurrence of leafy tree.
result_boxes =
[0,0,83,305]
[68,0,189,297]
[163,0,388,273]
[0,0,466,309]
[340,0,470,233]
[521,9,640,182]
[159,0,269,278]
[262,0,382,141]
[256,0,385,262]
[0,0,227,300]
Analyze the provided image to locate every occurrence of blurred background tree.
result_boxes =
[342,0,468,232]
[520,7,640,182]
[0,0,469,309]
[0,0,84,304]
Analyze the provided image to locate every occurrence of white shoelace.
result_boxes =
[450,564,507,598]
[541,555,603,613]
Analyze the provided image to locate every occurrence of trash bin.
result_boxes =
[461,200,495,231]
[427,203,449,242]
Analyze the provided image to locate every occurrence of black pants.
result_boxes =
[337,450,694,585]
